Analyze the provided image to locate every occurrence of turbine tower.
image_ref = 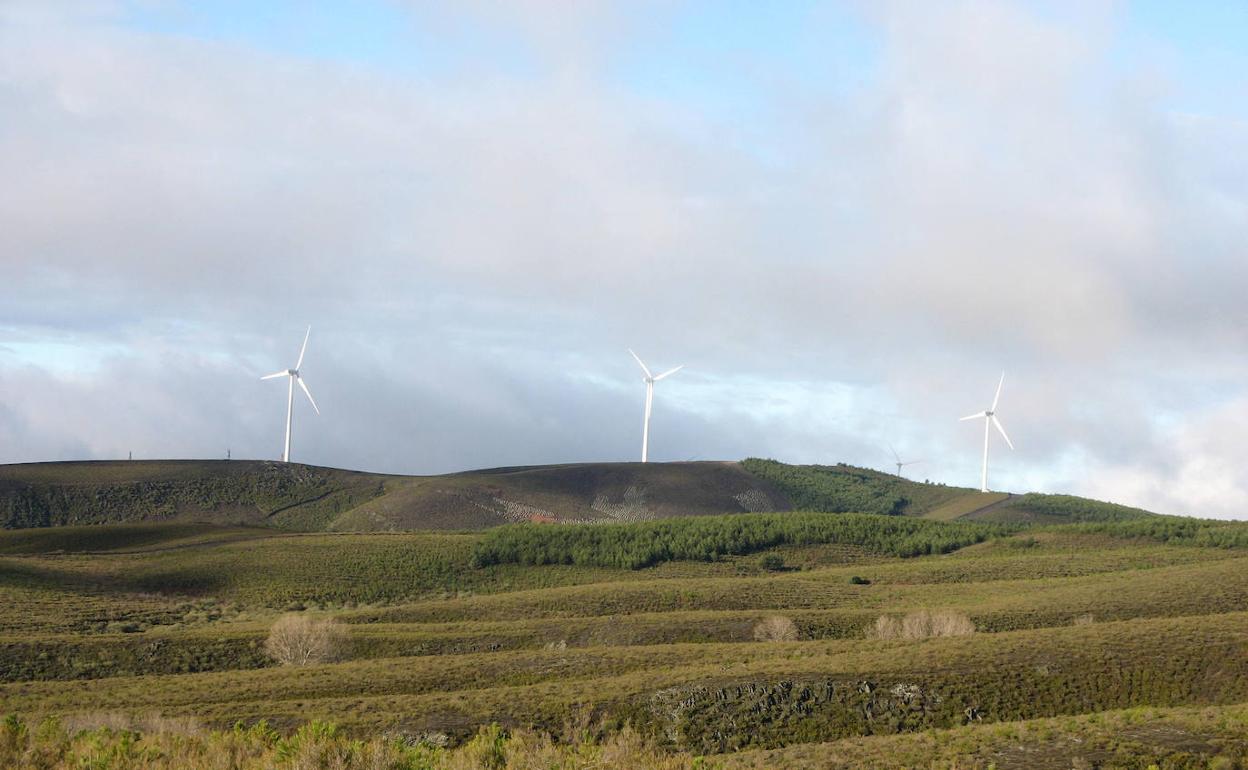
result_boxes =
[959,372,1014,492]
[888,445,921,478]
[261,326,320,463]
[628,349,683,463]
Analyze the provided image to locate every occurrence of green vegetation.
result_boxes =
[724,703,1248,769]
[7,704,1248,769]
[1061,515,1248,548]
[0,717,705,769]
[0,459,1173,536]
[740,458,968,515]
[921,491,1009,521]
[0,459,793,533]
[976,492,1159,523]
[758,554,785,571]
[0,461,388,531]
[7,459,1248,768]
[470,511,1016,569]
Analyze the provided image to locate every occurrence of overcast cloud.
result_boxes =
[2,1,1247,518]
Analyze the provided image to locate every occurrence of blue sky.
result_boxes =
[2,0,1248,517]
[110,1,1248,113]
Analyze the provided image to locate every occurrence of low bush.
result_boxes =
[758,554,785,572]
[753,616,799,642]
[1061,518,1248,549]
[870,610,975,640]
[0,717,702,770]
[264,615,348,666]
[1008,494,1158,523]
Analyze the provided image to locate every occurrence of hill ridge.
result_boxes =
[0,458,1159,532]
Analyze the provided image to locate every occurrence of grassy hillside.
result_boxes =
[971,492,1161,523]
[741,460,1162,525]
[0,461,390,531]
[5,512,1248,767]
[2,458,1162,535]
[0,459,795,532]
[739,458,974,515]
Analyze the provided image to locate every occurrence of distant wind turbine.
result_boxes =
[959,372,1014,492]
[628,349,683,463]
[888,445,921,478]
[261,326,320,463]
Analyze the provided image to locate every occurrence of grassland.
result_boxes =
[0,458,1161,538]
[5,457,1247,767]
[0,459,793,532]
[3,505,1248,768]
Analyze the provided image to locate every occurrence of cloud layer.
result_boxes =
[1,1,1246,517]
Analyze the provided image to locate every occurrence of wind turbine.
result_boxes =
[628,349,683,463]
[888,445,921,478]
[960,372,1013,493]
[261,326,320,463]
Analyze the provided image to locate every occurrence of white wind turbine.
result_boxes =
[959,372,1014,493]
[628,349,683,463]
[261,326,320,463]
[888,444,921,478]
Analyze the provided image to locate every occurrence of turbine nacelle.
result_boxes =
[960,372,1014,492]
[262,326,319,462]
[628,348,683,463]
[888,444,921,477]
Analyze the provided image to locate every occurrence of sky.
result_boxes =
[1,1,1247,519]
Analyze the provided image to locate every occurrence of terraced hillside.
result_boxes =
[5,512,1248,768]
[0,458,1158,532]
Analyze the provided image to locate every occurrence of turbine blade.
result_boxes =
[295,326,311,370]
[627,348,652,378]
[992,415,1013,450]
[297,376,320,415]
[991,372,1005,411]
[653,364,684,381]
[261,371,288,380]
[960,411,988,421]
[889,444,900,463]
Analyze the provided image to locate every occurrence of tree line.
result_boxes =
[471,511,1017,570]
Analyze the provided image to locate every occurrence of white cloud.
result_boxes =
[0,1,1246,516]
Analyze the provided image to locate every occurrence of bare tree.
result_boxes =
[870,610,974,640]
[753,615,800,642]
[264,614,349,666]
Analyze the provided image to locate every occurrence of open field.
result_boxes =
[4,500,1248,767]
[4,460,1248,766]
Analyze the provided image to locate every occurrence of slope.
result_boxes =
[0,458,1160,533]
[0,460,792,532]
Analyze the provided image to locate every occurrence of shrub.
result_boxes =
[849,575,870,585]
[873,614,903,640]
[263,614,348,666]
[1009,493,1157,523]
[759,554,785,572]
[471,511,1015,570]
[753,616,800,642]
[740,459,909,514]
[1072,613,1095,626]
[870,610,974,640]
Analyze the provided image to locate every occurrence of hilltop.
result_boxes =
[0,458,1159,531]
